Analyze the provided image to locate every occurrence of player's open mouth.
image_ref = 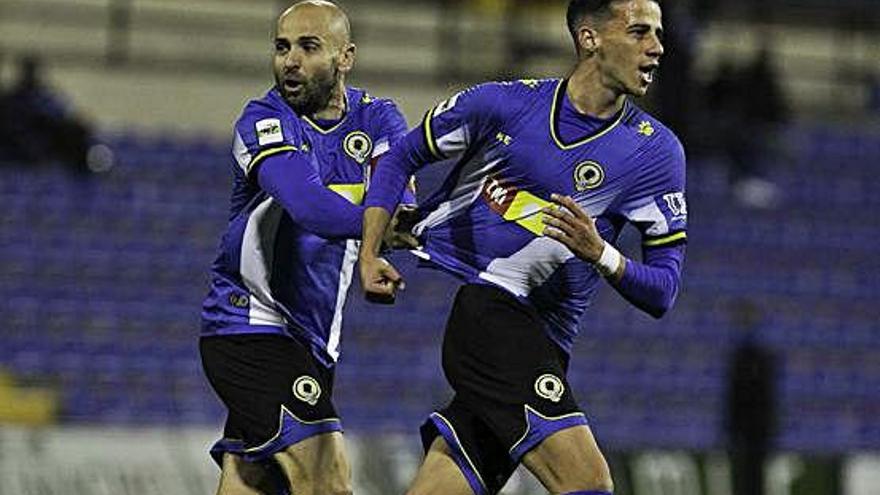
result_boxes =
[639,64,658,84]
[284,80,304,94]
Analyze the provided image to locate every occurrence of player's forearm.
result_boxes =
[258,154,364,239]
[610,244,685,318]
[361,207,392,258]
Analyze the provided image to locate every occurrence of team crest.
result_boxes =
[293,376,322,406]
[534,374,565,403]
[574,161,605,191]
[343,131,373,164]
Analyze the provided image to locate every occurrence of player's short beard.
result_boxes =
[280,59,340,117]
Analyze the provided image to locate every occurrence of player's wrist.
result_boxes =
[594,241,623,277]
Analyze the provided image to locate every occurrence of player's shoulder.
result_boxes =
[239,89,286,117]
[622,102,685,160]
[236,88,300,130]
[462,77,558,103]
[346,86,402,115]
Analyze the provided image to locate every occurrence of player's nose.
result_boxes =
[282,50,302,70]
[648,35,664,58]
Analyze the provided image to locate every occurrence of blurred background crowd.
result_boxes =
[0,1,878,494]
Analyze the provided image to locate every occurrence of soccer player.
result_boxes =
[199,2,414,494]
[359,1,685,494]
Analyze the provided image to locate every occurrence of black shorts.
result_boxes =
[420,284,588,495]
[200,334,341,464]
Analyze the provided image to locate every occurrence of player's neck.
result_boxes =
[312,80,347,121]
[566,65,626,119]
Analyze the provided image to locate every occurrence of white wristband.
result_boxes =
[595,241,623,277]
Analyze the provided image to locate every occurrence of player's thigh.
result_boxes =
[521,424,613,494]
[216,453,276,495]
[273,431,352,495]
[406,436,475,495]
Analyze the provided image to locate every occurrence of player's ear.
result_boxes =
[576,25,599,58]
[338,43,356,73]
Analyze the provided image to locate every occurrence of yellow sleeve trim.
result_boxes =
[503,190,552,236]
[246,145,298,176]
[643,231,687,247]
[328,184,366,205]
[423,110,443,160]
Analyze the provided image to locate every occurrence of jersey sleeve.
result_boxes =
[371,99,409,158]
[618,134,688,248]
[368,99,417,205]
[231,100,308,179]
[420,82,501,162]
[364,84,501,213]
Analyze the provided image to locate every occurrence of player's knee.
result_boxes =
[274,450,352,495]
[219,455,276,494]
[312,480,353,495]
[549,460,614,494]
[236,463,268,488]
[579,468,615,494]
[282,475,352,495]
[584,462,614,493]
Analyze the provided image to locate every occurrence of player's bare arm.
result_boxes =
[543,193,625,282]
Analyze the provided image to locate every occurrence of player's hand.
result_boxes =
[542,194,604,263]
[359,255,405,304]
[383,205,421,250]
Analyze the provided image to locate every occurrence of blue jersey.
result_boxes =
[369,79,687,353]
[202,87,407,366]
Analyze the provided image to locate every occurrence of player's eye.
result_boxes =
[274,41,290,53]
[301,42,320,52]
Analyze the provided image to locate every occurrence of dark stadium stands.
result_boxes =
[1,125,877,453]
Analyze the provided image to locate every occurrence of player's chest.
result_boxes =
[303,124,375,179]
[485,123,642,200]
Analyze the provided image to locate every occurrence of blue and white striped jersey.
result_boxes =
[202,87,407,367]
[368,79,687,353]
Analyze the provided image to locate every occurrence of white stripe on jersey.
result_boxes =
[233,130,252,174]
[241,197,286,326]
[625,200,669,236]
[372,138,390,158]
[413,155,504,235]
[479,237,574,297]
[327,239,359,361]
[435,126,469,157]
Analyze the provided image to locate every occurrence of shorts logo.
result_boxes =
[255,118,284,146]
[343,131,373,164]
[574,161,605,191]
[228,293,249,308]
[293,376,322,406]
[534,374,565,403]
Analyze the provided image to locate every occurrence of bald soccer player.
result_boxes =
[360,1,685,494]
[199,2,415,494]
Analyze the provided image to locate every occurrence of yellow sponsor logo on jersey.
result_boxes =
[482,176,551,236]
